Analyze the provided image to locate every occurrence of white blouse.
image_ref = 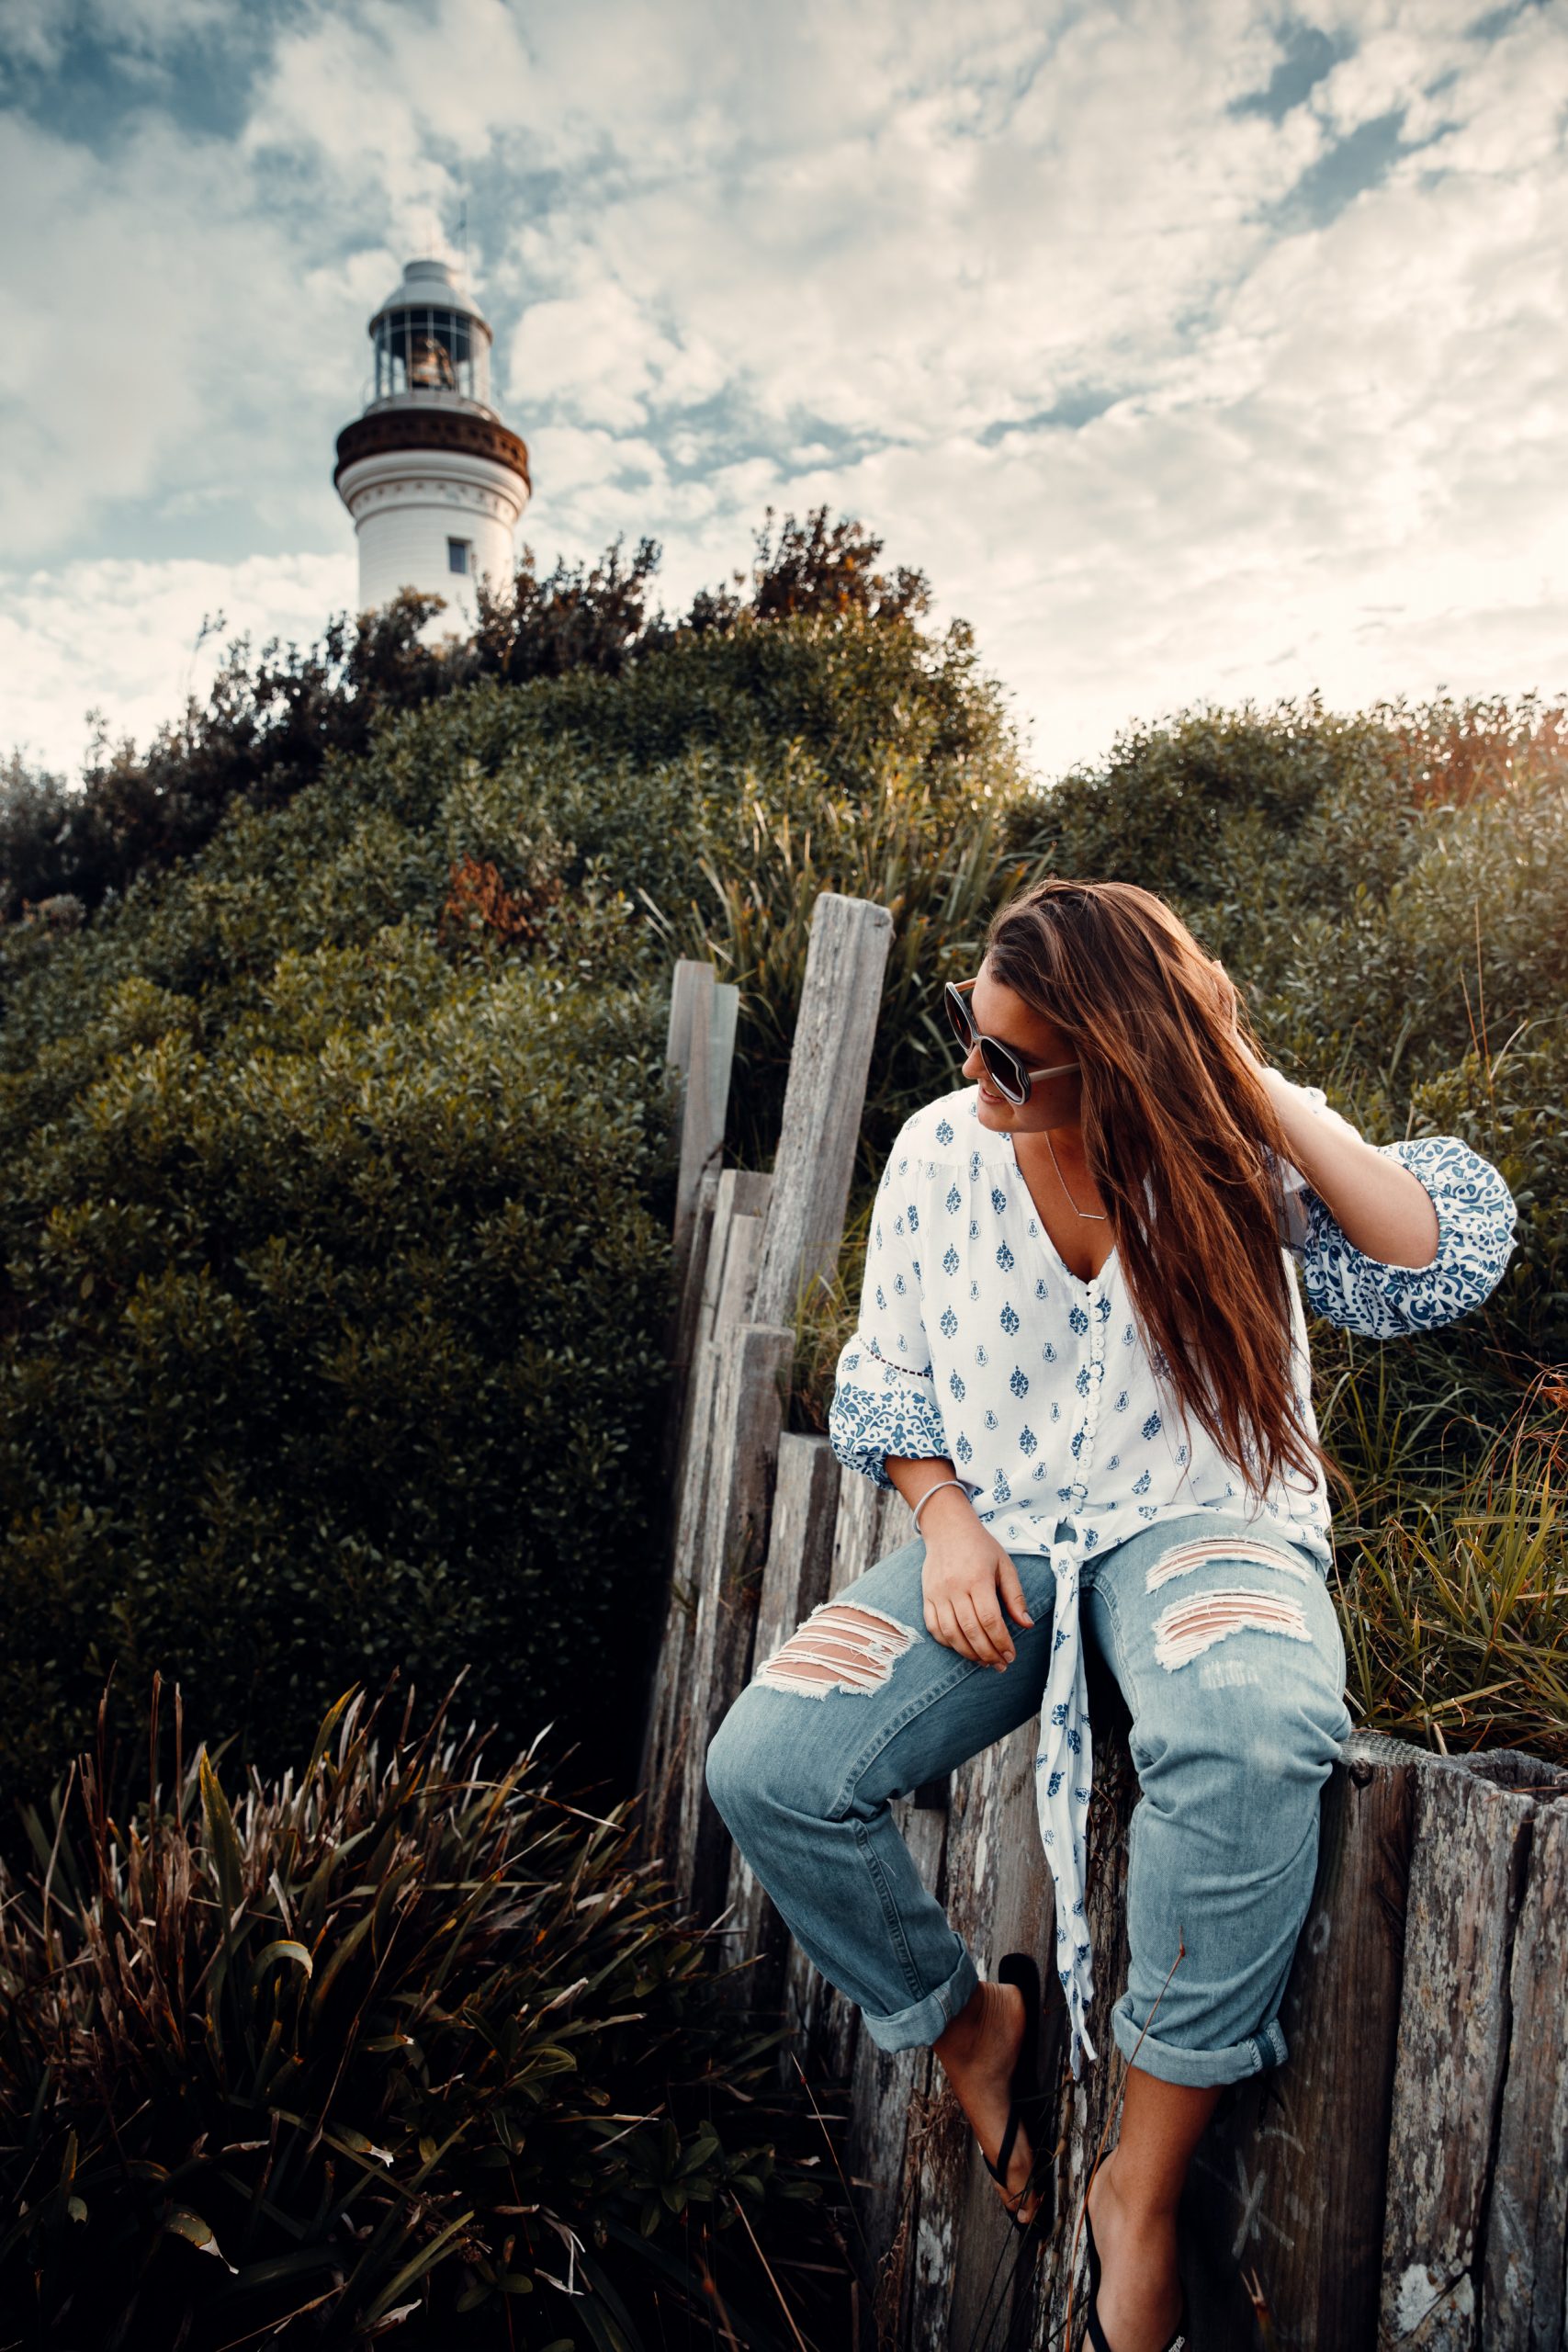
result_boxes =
[828,1080,1517,2077]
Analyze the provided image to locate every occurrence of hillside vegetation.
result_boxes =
[2,515,1563,1837]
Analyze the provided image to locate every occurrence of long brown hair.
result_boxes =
[985,877,1321,1497]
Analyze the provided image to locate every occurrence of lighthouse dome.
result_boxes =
[369,254,491,331]
[367,256,494,410]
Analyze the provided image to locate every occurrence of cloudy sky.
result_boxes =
[2,0,1564,785]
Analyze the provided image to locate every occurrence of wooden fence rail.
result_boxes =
[638,902,1568,2350]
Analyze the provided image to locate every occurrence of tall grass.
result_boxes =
[1330,1376,1568,1761]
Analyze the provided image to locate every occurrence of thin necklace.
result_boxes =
[1044,1127,1108,1220]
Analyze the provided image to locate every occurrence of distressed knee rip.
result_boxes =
[1153,1586,1312,1672]
[1145,1536,1318,1594]
[1145,1538,1317,1674]
[754,1600,916,1698]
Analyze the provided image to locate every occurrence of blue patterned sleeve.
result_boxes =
[1292,1134,1517,1339]
[828,1150,951,1489]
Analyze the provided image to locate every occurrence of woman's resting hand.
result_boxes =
[919,1496,1034,1670]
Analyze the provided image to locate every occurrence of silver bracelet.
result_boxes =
[912,1476,969,1536]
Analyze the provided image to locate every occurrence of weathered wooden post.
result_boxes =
[660,959,739,1473]
[1483,1779,1568,2348]
[643,893,893,1918]
[665,956,739,1289]
[1378,1749,1568,2350]
[640,1167,773,1860]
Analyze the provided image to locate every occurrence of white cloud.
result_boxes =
[2,0,1565,787]
[1,553,357,775]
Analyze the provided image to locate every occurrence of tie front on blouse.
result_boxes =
[1031,1521,1099,2073]
[828,1081,1517,2081]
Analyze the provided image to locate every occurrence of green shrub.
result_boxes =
[0,930,677,1806]
[0,540,1028,1819]
[1005,691,1568,1101]
[0,1680,835,2349]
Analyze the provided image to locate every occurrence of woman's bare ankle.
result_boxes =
[933,1978,988,2065]
[1096,2141,1183,2227]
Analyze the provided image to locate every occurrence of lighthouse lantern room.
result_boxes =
[334,256,529,628]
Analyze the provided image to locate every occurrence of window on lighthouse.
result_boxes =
[447,538,472,576]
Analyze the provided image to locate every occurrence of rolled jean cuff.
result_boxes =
[1110,1996,1289,2087]
[860,1943,979,2053]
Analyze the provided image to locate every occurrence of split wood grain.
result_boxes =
[1378,1758,1537,2349]
[660,1159,719,1481]
[673,1317,795,1917]
[751,892,893,1331]
[667,960,736,1298]
[640,1162,720,1830]
[1483,1796,1568,2350]
[671,1171,773,1507]
[642,1178,770,1857]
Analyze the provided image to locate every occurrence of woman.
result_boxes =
[705,879,1515,2352]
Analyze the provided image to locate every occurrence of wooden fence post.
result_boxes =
[640,1174,773,1854]
[674,1317,795,1918]
[1377,1760,1540,2347]
[750,892,893,1329]
[645,894,894,1917]
[661,963,739,1474]
[666,957,738,1295]
[1483,1789,1568,2347]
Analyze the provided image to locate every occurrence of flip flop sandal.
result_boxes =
[981,1951,1047,2233]
[1084,2188,1190,2350]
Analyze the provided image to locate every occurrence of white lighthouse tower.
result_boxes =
[333,255,530,628]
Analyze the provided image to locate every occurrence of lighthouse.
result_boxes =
[333,255,530,628]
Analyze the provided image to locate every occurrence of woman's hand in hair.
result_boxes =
[1207,956,1264,1070]
[917,1490,1033,1670]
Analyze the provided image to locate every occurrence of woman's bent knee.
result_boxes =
[705,1684,834,1839]
[704,1695,751,1829]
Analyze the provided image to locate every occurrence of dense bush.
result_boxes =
[0,507,948,925]
[0,519,1026,1820]
[0,1680,836,2348]
[0,923,674,1808]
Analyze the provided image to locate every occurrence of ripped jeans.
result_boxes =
[705,1511,1352,2088]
